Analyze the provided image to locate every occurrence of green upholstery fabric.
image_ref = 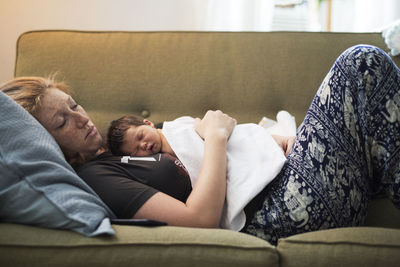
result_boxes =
[278,227,400,267]
[4,30,400,266]
[366,197,400,228]
[15,31,400,134]
[0,223,277,267]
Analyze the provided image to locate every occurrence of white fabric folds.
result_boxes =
[162,116,287,230]
[382,19,400,56]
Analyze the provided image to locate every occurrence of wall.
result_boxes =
[0,0,190,82]
[0,0,274,83]
[1,0,399,84]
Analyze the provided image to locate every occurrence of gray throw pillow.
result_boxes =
[0,91,115,236]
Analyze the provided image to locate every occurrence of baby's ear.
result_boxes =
[143,119,155,128]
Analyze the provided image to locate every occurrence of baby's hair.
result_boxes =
[107,115,145,155]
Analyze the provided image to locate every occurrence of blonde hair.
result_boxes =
[0,76,87,166]
[0,76,70,116]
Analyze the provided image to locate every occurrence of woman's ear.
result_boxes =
[143,119,155,128]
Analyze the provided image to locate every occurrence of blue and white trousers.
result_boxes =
[242,45,400,245]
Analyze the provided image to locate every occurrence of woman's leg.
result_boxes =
[242,45,400,245]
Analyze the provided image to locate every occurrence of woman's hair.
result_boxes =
[0,76,70,116]
[0,76,86,166]
[107,115,145,155]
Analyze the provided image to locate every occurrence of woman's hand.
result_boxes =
[194,110,237,141]
[272,135,296,157]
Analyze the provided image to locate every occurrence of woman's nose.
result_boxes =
[74,111,89,128]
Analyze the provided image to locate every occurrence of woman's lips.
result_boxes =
[86,125,96,139]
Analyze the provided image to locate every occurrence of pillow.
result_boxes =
[0,91,115,236]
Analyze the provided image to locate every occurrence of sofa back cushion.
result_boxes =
[15,31,399,134]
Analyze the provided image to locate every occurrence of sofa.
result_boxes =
[1,30,400,267]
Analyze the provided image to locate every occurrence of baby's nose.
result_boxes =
[141,142,147,150]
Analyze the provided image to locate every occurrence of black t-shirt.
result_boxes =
[77,152,192,219]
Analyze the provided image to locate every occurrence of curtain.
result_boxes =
[193,0,275,31]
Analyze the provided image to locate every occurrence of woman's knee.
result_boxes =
[338,45,393,72]
[335,45,397,94]
[340,44,384,60]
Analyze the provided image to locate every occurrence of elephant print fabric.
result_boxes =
[242,45,400,245]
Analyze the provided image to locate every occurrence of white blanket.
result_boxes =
[162,116,287,230]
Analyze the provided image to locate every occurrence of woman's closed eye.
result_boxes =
[57,104,78,128]
[58,119,66,128]
[70,99,80,110]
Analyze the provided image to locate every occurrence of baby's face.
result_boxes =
[121,124,162,156]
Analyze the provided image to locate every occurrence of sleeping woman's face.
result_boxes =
[34,88,103,159]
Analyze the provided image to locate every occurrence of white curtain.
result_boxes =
[193,0,275,31]
[353,0,400,31]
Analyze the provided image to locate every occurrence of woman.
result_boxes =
[1,77,235,229]
[2,45,400,245]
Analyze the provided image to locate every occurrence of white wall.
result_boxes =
[0,0,189,82]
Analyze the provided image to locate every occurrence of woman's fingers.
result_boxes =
[285,136,296,157]
[272,135,296,157]
[194,110,237,140]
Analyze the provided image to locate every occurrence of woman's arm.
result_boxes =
[133,110,236,228]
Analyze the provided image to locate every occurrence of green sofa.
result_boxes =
[1,30,400,267]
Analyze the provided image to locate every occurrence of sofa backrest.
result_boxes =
[15,30,399,134]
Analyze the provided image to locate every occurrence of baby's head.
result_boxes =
[107,115,162,156]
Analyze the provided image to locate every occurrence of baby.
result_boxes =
[107,115,288,230]
[107,115,176,157]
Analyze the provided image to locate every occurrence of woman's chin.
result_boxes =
[89,133,104,154]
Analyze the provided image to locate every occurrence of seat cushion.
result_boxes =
[277,227,400,267]
[0,223,277,267]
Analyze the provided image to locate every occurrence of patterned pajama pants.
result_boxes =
[242,45,400,245]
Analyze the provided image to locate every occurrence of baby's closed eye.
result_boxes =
[137,130,143,140]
